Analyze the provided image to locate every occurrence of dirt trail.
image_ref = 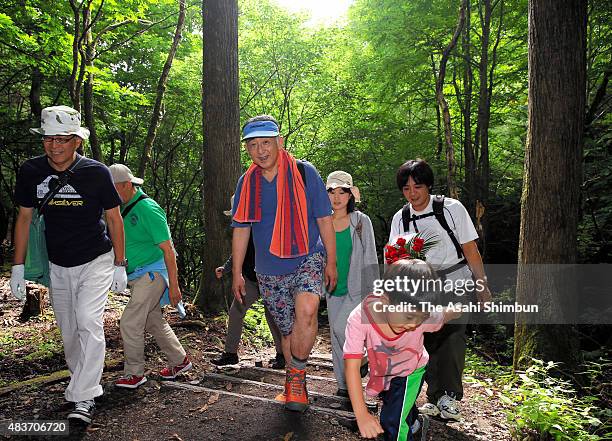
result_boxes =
[0,278,512,440]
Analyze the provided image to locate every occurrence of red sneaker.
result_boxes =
[284,367,308,412]
[115,375,147,389]
[159,356,193,379]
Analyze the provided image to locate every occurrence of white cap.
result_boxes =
[108,164,144,185]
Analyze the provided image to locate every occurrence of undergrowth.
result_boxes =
[466,348,611,440]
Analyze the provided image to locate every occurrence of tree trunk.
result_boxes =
[137,0,186,179]
[462,1,476,217]
[430,55,444,161]
[475,0,492,212]
[513,0,586,370]
[20,284,48,321]
[82,5,102,161]
[435,0,467,199]
[29,67,42,125]
[195,0,241,313]
[68,0,83,111]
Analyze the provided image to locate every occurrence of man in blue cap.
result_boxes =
[231,115,337,412]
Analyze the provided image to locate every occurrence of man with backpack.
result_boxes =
[10,105,127,424]
[388,158,492,422]
[109,164,192,389]
[231,115,337,412]
[212,195,285,369]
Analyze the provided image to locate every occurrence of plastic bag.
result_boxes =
[24,209,50,287]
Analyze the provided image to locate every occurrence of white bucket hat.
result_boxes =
[29,106,90,140]
[326,170,361,203]
[223,195,235,217]
[108,164,144,185]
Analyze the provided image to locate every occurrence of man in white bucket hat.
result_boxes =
[10,105,127,424]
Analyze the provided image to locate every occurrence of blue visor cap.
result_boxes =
[241,120,279,141]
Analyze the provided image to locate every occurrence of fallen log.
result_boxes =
[169,320,207,329]
[0,358,123,397]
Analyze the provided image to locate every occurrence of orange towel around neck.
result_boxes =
[233,149,308,258]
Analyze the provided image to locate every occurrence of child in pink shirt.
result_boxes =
[343,259,461,440]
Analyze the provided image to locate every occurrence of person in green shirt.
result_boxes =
[109,164,192,389]
[325,171,379,396]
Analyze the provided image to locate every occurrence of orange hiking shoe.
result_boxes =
[284,367,308,412]
[275,374,288,403]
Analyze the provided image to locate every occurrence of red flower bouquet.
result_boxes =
[384,234,438,264]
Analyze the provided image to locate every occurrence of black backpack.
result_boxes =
[296,160,306,187]
[401,195,464,260]
[121,194,150,218]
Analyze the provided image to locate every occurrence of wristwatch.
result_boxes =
[115,259,128,267]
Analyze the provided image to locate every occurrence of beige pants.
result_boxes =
[120,272,186,376]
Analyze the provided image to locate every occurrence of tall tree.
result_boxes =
[137,0,187,178]
[461,0,475,216]
[435,0,468,200]
[196,0,241,312]
[513,0,587,368]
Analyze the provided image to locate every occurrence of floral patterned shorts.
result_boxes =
[256,252,325,336]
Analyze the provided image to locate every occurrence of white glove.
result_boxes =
[10,264,26,300]
[111,266,128,292]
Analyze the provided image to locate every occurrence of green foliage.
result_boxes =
[579,0,612,263]
[0,0,609,295]
[241,300,273,348]
[464,346,513,381]
[503,359,608,441]
[0,326,63,362]
[466,350,611,441]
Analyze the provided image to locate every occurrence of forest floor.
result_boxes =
[0,275,513,441]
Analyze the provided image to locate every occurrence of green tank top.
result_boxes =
[330,227,352,296]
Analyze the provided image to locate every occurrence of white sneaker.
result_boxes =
[418,402,440,417]
[68,399,95,424]
[437,394,461,421]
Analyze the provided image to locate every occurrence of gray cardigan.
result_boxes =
[327,211,380,299]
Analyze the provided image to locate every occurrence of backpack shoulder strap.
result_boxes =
[296,160,307,188]
[38,156,84,213]
[121,194,150,218]
[432,195,464,259]
[401,204,411,233]
[354,211,363,241]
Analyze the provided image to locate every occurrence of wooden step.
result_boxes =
[161,380,357,430]
[216,365,339,395]
[200,371,353,412]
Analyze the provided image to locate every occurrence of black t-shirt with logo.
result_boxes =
[15,154,122,267]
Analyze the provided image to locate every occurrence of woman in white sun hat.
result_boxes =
[10,105,127,425]
[325,170,379,397]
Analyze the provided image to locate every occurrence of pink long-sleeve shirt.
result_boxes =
[343,295,444,397]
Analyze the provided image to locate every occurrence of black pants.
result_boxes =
[423,317,468,403]
[379,367,427,441]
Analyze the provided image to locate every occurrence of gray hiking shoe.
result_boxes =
[418,402,440,417]
[437,394,462,421]
[68,399,95,424]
